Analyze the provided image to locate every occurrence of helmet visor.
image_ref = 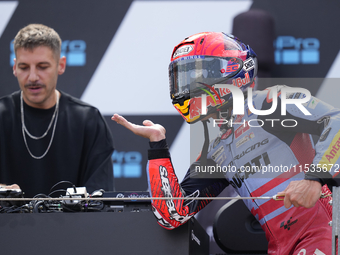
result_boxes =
[169,56,243,100]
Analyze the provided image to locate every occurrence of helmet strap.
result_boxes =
[219,109,229,120]
[200,120,210,167]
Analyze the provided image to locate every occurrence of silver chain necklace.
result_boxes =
[21,90,59,159]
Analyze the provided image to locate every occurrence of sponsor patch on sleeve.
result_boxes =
[319,130,340,169]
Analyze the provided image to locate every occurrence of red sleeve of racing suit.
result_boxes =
[147,144,229,230]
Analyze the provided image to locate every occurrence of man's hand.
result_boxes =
[280,180,322,208]
[111,114,166,142]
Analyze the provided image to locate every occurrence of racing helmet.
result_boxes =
[169,32,258,124]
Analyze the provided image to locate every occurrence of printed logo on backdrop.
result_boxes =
[275,36,320,64]
[10,39,87,66]
[111,150,142,178]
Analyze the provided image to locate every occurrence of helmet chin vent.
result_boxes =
[172,96,187,106]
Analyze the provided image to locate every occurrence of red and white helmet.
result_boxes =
[169,32,258,124]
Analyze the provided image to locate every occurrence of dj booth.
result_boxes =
[0,191,210,255]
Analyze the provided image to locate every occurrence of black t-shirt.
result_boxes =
[0,90,114,197]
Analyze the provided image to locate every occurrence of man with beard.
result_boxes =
[0,24,114,198]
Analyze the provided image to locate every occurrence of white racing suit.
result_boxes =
[147,86,338,254]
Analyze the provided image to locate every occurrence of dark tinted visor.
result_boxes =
[169,56,243,99]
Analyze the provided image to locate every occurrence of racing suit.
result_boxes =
[147,86,338,255]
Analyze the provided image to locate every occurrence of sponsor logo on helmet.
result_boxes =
[173,45,194,58]
[218,87,231,97]
[220,63,239,74]
[189,95,225,120]
[217,74,250,97]
[243,58,255,72]
[232,72,251,88]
